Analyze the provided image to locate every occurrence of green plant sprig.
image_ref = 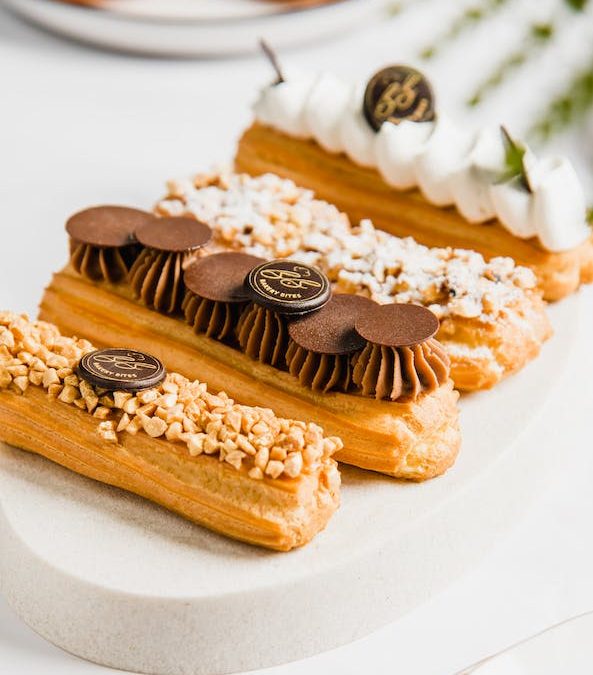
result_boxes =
[419,0,510,61]
[530,65,593,142]
[499,126,533,192]
[467,23,553,107]
[564,0,589,11]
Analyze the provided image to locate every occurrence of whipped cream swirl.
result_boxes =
[253,72,591,253]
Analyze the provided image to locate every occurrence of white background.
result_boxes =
[1,1,593,673]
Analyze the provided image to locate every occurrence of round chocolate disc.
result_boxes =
[355,303,439,348]
[184,252,265,303]
[135,217,212,253]
[289,294,377,355]
[245,259,331,316]
[363,65,435,131]
[77,348,166,392]
[66,206,154,248]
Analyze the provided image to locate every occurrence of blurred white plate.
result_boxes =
[3,0,385,56]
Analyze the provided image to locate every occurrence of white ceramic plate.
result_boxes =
[2,0,385,56]
[0,294,583,675]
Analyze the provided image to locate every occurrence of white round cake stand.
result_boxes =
[0,295,582,675]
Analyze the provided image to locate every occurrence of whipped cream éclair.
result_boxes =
[253,70,591,253]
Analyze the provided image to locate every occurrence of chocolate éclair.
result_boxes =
[41,211,461,480]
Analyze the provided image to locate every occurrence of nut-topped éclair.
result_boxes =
[0,311,342,551]
[156,171,552,391]
[66,205,154,283]
[129,216,212,314]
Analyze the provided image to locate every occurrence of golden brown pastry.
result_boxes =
[0,312,341,551]
[235,63,593,301]
[39,212,462,480]
[156,171,552,391]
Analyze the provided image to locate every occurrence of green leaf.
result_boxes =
[419,0,510,61]
[531,23,553,41]
[564,0,588,12]
[499,126,533,192]
[466,22,552,108]
[530,66,593,141]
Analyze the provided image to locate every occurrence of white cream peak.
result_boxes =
[253,71,590,253]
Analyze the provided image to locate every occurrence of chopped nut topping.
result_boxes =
[157,172,539,322]
[0,312,342,480]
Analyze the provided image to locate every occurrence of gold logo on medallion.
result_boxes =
[260,266,322,291]
[92,352,158,373]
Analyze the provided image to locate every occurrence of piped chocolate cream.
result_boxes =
[129,217,212,314]
[352,304,449,401]
[183,252,264,341]
[286,294,375,392]
[66,206,153,283]
[65,208,453,402]
[237,260,331,367]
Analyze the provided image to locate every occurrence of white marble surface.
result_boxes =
[1,2,593,674]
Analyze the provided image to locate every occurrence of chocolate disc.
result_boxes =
[77,348,166,392]
[355,303,439,348]
[184,252,265,303]
[66,206,154,248]
[135,217,212,253]
[289,294,377,355]
[363,65,435,131]
[245,259,331,316]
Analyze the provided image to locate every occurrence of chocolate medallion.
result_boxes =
[77,348,166,391]
[66,206,154,248]
[289,294,376,354]
[135,217,212,253]
[246,260,331,315]
[363,65,435,131]
[184,252,265,303]
[355,303,439,348]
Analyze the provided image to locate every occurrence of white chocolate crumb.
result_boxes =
[157,172,539,322]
